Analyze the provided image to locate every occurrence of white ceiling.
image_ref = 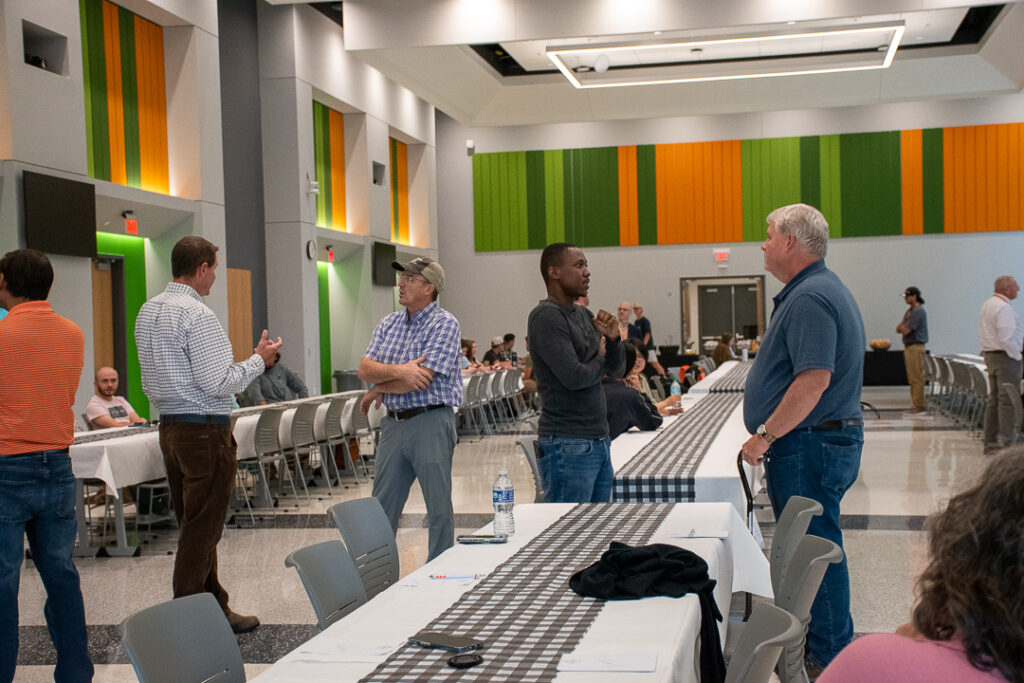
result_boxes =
[336,0,1024,127]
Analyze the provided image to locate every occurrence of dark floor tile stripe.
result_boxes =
[839,514,927,531]
[17,624,320,666]
[227,512,496,530]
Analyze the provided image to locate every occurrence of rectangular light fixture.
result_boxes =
[547,22,905,89]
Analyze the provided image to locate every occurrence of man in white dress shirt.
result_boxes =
[978,275,1024,453]
[136,236,281,633]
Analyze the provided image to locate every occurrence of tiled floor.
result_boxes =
[14,386,990,681]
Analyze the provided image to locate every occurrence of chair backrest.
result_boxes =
[775,534,844,621]
[949,361,973,393]
[723,602,803,683]
[121,593,245,683]
[328,497,400,599]
[253,407,286,457]
[324,397,352,441]
[285,540,368,630]
[503,368,522,395]
[517,438,545,503]
[350,393,372,434]
[289,402,321,449]
[770,495,823,594]
[966,364,989,399]
[1001,382,1023,441]
[934,356,951,387]
[465,374,484,404]
[78,412,91,431]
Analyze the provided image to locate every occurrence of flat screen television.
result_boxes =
[23,171,97,258]
[372,241,396,286]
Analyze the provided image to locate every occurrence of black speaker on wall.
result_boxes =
[372,241,397,286]
[22,170,97,258]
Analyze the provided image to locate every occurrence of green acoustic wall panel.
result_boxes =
[312,102,330,228]
[118,6,140,188]
[636,144,658,246]
[799,136,821,211]
[922,128,944,235]
[525,150,547,250]
[472,152,530,251]
[81,0,110,181]
[543,150,565,245]
[317,262,331,393]
[840,131,902,237]
[95,232,148,418]
[819,135,843,237]
[565,147,619,247]
[742,137,802,242]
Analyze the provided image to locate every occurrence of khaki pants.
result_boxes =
[903,344,926,410]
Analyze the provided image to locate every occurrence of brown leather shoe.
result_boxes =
[227,611,260,634]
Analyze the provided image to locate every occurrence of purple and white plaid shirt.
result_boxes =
[363,302,463,411]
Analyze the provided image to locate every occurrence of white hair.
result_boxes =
[766,203,829,258]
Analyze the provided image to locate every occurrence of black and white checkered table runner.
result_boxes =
[360,503,673,682]
[708,361,752,393]
[613,392,743,502]
[72,424,159,445]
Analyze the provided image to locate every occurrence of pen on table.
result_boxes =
[429,573,482,580]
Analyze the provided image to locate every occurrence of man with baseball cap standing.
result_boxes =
[896,286,929,415]
[358,257,462,560]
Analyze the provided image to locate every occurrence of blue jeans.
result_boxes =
[0,453,93,682]
[764,426,862,667]
[536,436,613,503]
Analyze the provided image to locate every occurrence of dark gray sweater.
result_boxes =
[528,299,625,439]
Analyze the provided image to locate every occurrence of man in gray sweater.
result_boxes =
[241,351,309,405]
[528,242,625,502]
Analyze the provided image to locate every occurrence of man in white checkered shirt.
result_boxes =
[359,257,462,560]
[136,236,281,634]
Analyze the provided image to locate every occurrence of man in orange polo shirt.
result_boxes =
[0,249,93,682]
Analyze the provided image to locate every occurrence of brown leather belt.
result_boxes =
[388,404,446,421]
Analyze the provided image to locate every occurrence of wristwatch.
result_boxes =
[756,423,777,444]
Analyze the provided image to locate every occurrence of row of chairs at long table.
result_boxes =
[120,493,835,683]
[232,393,381,523]
[922,355,1023,438]
[460,367,532,437]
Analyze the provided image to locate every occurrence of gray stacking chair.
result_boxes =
[285,540,368,630]
[283,402,321,500]
[517,438,546,503]
[252,406,300,508]
[965,364,989,432]
[323,396,362,483]
[724,603,803,683]
[770,496,823,594]
[328,497,400,599]
[121,593,245,683]
[774,535,844,683]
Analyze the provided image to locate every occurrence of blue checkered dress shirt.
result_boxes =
[363,302,463,411]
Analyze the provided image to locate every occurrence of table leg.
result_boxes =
[73,480,99,558]
[99,489,140,557]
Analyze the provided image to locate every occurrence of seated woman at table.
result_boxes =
[603,341,663,440]
[819,448,1024,683]
[460,338,485,375]
[710,333,736,367]
[623,339,681,416]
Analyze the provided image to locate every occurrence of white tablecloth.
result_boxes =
[70,429,166,499]
[611,391,763,522]
[252,502,769,683]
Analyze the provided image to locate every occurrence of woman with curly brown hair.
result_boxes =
[819,449,1024,682]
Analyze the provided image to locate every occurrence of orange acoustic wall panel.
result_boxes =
[617,146,639,246]
[655,140,742,246]
[134,15,168,194]
[102,1,126,186]
[945,123,1023,233]
[900,129,924,235]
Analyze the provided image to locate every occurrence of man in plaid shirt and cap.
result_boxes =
[359,257,463,560]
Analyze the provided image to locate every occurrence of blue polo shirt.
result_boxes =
[744,260,865,432]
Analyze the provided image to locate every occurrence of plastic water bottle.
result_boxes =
[492,470,514,537]
[670,380,682,396]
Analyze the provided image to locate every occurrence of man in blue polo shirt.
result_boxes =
[740,203,865,673]
[359,257,462,560]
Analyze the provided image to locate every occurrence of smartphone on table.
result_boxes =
[408,631,483,654]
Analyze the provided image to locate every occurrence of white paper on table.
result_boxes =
[667,529,729,539]
[291,636,404,663]
[558,650,658,673]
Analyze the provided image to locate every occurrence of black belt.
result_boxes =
[4,448,69,458]
[388,404,446,421]
[983,350,1007,355]
[160,414,231,426]
[808,418,862,431]
[904,343,925,347]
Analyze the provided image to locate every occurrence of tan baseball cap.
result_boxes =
[392,256,445,292]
